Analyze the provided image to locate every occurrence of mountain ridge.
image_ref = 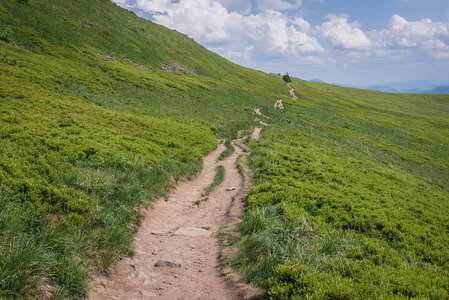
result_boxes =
[308,79,449,94]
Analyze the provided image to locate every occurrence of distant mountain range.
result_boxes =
[309,79,449,94]
[425,86,449,94]
[309,79,326,83]
[366,83,449,94]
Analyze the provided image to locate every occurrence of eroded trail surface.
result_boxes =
[286,83,298,100]
[89,137,253,300]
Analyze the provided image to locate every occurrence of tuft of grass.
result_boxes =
[236,154,245,175]
[0,239,51,299]
[202,166,226,197]
[218,139,236,161]
[0,187,90,299]
[229,206,357,288]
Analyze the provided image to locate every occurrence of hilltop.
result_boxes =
[1,0,449,299]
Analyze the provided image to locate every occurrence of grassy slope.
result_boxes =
[0,0,289,135]
[1,0,449,298]
[231,79,449,299]
[0,0,289,298]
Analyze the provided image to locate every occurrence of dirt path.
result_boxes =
[286,83,298,100]
[89,132,258,299]
[251,108,270,140]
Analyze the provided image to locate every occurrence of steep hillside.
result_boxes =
[1,0,449,299]
[0,0,289,136]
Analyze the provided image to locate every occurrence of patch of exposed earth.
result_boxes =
[89,127,264,300]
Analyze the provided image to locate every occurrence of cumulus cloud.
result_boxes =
[247,10,324,57]
[111,0,448,85]
[119,0,324,64]
[292,18,311,32]
[369,15,449,58]
[317,14,372,50]
[134,0,238,43]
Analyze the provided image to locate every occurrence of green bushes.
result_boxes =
[0,49,16,65]
[268,263,362,300]
[269,239,449,299]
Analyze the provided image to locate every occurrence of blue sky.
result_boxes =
[112,0,449,86]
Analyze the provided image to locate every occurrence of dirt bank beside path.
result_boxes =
[89,131,259,299]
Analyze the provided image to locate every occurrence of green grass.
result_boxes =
[236,154,245,175]
[202,166,226,197]
[0,186,89,298]
[218,139,236,161]
[229,78,449,298]
[0,0,290,297]
[1,0,449,298]
[230,206,356,288]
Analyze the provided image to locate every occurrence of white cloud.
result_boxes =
[210,45,254,62]
[369,15,449,58]
[317,14,372,50]
[134,0,238,43]
[292,18,311,32]
[247,10,324,57]
[111,0,449,85]
[125,0,324,64]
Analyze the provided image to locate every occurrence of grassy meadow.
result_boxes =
[229,79,449,299]
[1,0,449,298]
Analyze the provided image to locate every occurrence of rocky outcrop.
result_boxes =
[161,61,199,75]
[125,58,152,71]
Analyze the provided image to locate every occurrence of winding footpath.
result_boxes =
[89,129,260,300]
[287,82,298,100]
[89,80,294,299]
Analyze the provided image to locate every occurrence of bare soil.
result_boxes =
[286,83,298,100]
[89,129,262,300]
